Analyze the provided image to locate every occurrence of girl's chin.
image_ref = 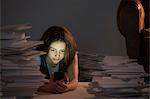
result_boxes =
[52,61,59,64]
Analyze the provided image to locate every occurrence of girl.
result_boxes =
[35,26,78,94]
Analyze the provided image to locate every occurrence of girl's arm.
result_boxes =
[66,52,79,91]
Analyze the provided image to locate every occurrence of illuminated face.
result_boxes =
[48,41,66,64]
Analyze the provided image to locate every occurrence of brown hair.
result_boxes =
[37,26,77,70]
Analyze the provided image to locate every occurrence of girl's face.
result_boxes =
[48,41,66,64]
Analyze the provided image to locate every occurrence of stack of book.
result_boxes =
[87,56,149,99]
[0,24,46,98]
[78,52,104,82]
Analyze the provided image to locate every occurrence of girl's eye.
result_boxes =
[60,50,65,53]
[50,49,55,52]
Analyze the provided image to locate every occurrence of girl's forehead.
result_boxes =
[50,41,66,49]
[51,40,66,45]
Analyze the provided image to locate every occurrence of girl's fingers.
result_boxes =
[38,82,67,93]
[56,81,67,88]
[55,82,67,93]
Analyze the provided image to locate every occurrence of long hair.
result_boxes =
[37,26,77,71]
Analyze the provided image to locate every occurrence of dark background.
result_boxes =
[1,0,127,56]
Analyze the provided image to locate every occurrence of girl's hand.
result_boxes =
[55,81,68,93]
[38,80,67,94]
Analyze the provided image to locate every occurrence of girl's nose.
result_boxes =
[54,52,60,58]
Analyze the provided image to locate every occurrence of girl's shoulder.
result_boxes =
[33,56,41,61]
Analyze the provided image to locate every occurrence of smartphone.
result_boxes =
[53,72,65,82]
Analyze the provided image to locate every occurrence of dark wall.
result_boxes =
[1,0,127,55]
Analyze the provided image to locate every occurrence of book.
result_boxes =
[0,23,32,32]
